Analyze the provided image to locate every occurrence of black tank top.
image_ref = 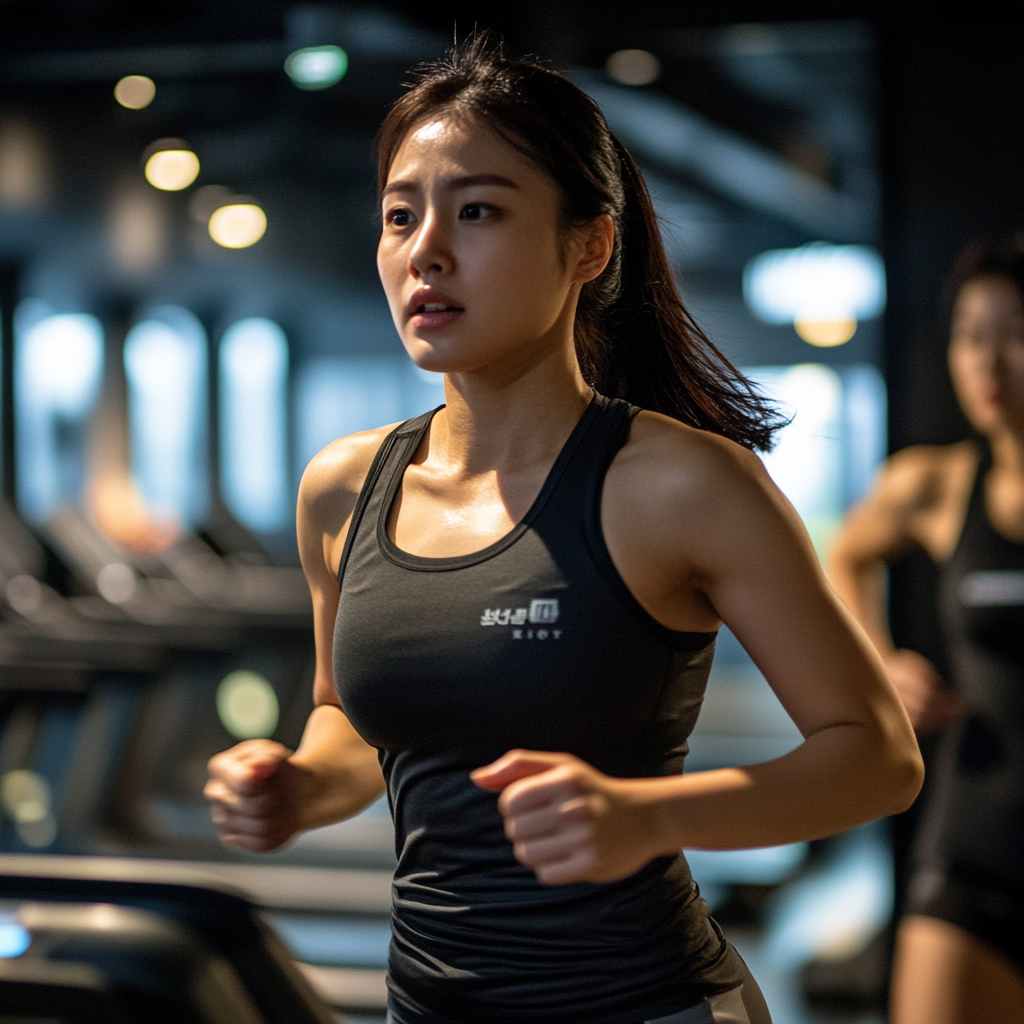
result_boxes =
[918,445,1024,887]
[333,395,744,1024]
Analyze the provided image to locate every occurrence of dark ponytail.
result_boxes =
[377,36,785,451]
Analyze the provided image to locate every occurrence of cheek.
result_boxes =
[376,240,405,308]
[470,232,565,313]
[949,344,983,392]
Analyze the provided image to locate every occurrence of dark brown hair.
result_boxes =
[945,232,1024,314]
[377,37,785,451]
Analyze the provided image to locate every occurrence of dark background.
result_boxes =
[2,0,1022,672]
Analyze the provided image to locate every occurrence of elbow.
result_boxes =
[881,741,925,816]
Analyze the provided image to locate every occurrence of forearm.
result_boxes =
[637,720,922,853]
[288,704,385,830]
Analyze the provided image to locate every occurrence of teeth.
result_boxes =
[422,303,449,312]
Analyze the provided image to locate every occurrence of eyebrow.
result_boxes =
[382,173,520,197]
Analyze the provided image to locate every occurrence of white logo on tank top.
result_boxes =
[959,570,1024,607]
[480,599,561,638]
[528,598,559,623]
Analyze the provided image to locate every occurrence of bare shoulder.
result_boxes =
[613,410,773,511]
[298,423,402,558]
[874,440,977,514]
[606,410,787,574]
[603,411,823,631]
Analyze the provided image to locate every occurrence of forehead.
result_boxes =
[956,274,1024,311]
[386,113,547,186]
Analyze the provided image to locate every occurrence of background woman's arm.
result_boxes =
[828,448,963,732]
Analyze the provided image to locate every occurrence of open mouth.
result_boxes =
[414,302,463,314]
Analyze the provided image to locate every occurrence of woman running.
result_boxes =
[829,237,1024,1024]
[205,41,922,1024]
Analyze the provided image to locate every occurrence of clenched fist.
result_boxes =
[472,750,665,886]
[204,739,314,852]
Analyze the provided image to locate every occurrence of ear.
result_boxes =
[572,214,615,285]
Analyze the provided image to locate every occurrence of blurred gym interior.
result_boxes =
[0,3,1021,1021]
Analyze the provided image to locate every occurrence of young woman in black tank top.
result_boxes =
[830,236,1024,1023]
[206,39,923,1024]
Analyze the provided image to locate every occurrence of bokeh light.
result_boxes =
[1,769,57,847]
[217,671,280,740]
[744,243,886,348]
[208,203,267,248]
[284,45,348,90]
[0,919,30,958]
[794,318,859,347]
[605,49,662,86]
[114,75,156,110]
[144,142,200,191]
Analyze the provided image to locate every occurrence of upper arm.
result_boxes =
[625,426,914,744]
[827,447,945,572]
[297,425,399,707]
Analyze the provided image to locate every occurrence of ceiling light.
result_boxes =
[114,75,156,109]
[284,45,348,90]
[605,49,661,87]
[143,139,200,191]
[208,202,267,248]
[744,243,886,348]
[793,318,859,348]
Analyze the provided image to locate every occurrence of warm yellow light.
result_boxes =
[144,149,200,191]
[794,317,858,347]
[115,75,156,109]
[208,203,267,248]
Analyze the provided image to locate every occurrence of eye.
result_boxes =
[386,207,414,227]
[460,203,491,221]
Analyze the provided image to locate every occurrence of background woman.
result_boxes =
[829,236,1024,1023]
[205,41,921,1024]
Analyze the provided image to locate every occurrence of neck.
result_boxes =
[430,338,592,474]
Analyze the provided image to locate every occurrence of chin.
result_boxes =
[403,334,490,376]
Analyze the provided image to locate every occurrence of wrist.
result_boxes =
[275,755,314,833]
[620,777,684,860]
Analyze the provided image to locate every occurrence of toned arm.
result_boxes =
[204,427,395,851]
[826,443,973,731]
[627,419,923,845]
[476,416,925,882]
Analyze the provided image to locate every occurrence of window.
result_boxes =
[123,307,208,528]
[294,357,444,473]
[219,318,289,532]
[16,307,104,523]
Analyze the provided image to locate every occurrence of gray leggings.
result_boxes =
[384,957,772,1024]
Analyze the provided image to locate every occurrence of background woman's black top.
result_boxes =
[333,395,744,1024]
[917,445,1024,890]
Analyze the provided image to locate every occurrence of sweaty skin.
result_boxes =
[207,113,922,888]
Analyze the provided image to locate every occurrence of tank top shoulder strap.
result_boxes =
[336,409,439,589]
[951,441,993,560]
[524,393,638,522]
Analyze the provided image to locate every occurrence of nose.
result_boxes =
[408,208,453,279]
